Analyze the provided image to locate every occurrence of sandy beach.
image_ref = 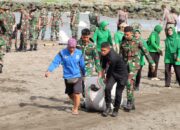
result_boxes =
[0,30,180,130]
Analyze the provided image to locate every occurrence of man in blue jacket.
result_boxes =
[45,38,85,115]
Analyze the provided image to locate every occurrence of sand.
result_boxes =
[0,31,180,130]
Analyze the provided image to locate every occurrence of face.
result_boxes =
[104,25,108,30]
[134,32,141,39]
[101,47,110,56]
[81,35,90,44]
[168,28,173,36]
[68,46,76,53]
[124,31,133,40]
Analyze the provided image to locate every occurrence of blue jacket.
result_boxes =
[48,48,86,79]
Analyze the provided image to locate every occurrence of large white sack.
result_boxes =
[85,76,122,111]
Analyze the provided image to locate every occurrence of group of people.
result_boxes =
[45,20,180,117]
[0,2,82,73]
[0,1,180,117]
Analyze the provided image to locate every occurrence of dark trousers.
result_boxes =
[105,76,125,110]
[165,64,180,87]
[148,52,160,78]
[135,66,143,88]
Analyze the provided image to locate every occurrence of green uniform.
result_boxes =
[70,8,80,39]
[114,30,124,45]
[120,38,154,104]
[164,27,180,87]
[147,25,162,53]
[77,39,102,76]
[40,8,48,40]
[89,12,99,33]
[4,11,15,52]
[20,10,30,51]
[0,36,6,65]
[93,21,113,52]
[51,9,62,41]
[29,10,40,50]
[165,27,180,65]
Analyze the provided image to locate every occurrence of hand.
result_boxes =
[45,71,50,78]
[98,72,103,78]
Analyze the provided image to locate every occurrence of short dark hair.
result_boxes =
[81,28,90,36]
[101,42,110,48]
[124,26,133,33]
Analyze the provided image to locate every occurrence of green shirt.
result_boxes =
[114,30,124,45]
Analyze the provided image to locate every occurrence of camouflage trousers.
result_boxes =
[51,24,59,40]
[40,25,47,40]
[5,33,12,52]
[20,30,28,50]
[0,37,6,65]
[30,30,38,46]
[0,46,5,64]
[126,61,140,102]
[70,24,78,40]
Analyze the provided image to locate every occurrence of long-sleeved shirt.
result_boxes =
[48,48,85,79]
[101,49,128,86]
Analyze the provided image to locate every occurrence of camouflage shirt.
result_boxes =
[51,10,62,26]
[77,39,102,76]
[21,10,30,32]
[40,8,48,26]
[70,9,80,25]
[3,11,15,34]
[120,37,154,70]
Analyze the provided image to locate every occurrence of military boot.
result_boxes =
[33,44,37,51]
[0,64,3,73]
[111,108,119,117]
[124,100,135,112]
[29,45,33,51]
[102,104,112,117]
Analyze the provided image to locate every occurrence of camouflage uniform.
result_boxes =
[120,38,154,110]
[19,9,30,51]
[51,8,62,41]
[3,8,15,52]
[29,9,40,51]
[77,39,102,76]
[89,11,99,33]
[70,7,80,40]
[40,7,48,40]
[0,14,7,73]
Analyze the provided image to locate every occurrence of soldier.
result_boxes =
[29,6,40,51]
[39,5,48,40]
[120,26,155,112]
[76,28,102,98]
[89,6,100,35]
[2,4,15,52]
[50,6,63,41]
[0,8,7,73]
[70,3,80,40]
